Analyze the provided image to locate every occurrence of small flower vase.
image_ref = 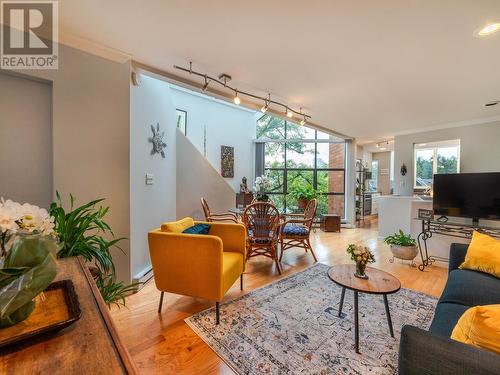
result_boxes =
[354,262,368,279]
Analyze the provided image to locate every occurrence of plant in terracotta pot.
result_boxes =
[288,181,317,210]
[346,244,375,279]
[384,230,418,262]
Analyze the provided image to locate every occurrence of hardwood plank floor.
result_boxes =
[111,220,448,374]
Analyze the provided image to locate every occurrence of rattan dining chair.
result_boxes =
[242,202,282,274]
[279,199,318,262]
[201,197,239,223]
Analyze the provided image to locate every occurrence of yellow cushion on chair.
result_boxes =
[459,231,500,278]
[161,217,195,233]
[222,252,244,294]
[451,304,500,354]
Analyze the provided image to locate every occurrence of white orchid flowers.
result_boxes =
[0,198,55,236]
[253,174,271,194]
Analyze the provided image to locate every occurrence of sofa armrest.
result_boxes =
[449,243,469,273]
[196,221,246,257]
[398,325,500,375]
[148,230,225,300]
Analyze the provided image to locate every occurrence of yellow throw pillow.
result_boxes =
[161,217,195,233]
[451,304,500,354]
[459,231,500,278]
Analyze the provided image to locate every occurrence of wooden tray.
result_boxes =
[0,279,82,349]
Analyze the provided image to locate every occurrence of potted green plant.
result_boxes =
[288,181,317,210]
[253,175,270,202]
[50,193,140,307]
[384,230,418,261]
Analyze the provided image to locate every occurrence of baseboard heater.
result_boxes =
[132,266,154,291]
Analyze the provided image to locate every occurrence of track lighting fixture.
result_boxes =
[173,62,311,121]
[202,75,210,91]
[261,94,270,113]
[299,108,306,125]
[233,90,241,105]
[375,140,392,148]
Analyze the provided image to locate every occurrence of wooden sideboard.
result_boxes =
[0,257,138,375]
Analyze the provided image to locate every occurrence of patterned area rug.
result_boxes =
[185,263,437,375]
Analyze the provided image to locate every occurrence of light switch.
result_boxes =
[145,173,154,185]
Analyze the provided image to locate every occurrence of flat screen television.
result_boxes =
[433,172,500,224]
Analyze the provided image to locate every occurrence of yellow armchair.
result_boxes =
[148,219,246,324]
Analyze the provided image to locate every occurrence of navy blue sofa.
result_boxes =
[398,243,500,374]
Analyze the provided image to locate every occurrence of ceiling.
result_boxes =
[58,0,500,142]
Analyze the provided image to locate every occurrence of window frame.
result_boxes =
[257,118,347,219]
[413,141,461,190]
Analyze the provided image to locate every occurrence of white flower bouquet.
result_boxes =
[0,198,55,256]
[253,174,271,201]
[346,244,375,279]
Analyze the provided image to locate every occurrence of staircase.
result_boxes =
[176,130,236,220]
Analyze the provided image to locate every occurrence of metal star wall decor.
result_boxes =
[148,123,167,158]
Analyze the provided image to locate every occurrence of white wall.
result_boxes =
[170,86,256,191]
[0,73,53,208]
[372,151,391,195]
[176,131,235,220]
[394,120,500,196]
[130,75,177,280]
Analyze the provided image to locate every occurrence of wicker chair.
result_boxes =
[201,197,238,223]
[242,202,282,274]
[279,199,318,262]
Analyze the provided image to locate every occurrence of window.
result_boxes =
[369,160,378,192]
[414,140,460,189]
[256,114,347,219]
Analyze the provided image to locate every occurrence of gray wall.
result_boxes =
[176,130,235,220]
[394,121,500,196]
[130,75,177,280]
[1,44,132,282]
[0,73,53,208]
[372,151,391,195]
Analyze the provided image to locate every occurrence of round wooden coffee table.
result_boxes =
[327,264,401,354]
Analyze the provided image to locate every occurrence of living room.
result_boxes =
[1,1,499,374]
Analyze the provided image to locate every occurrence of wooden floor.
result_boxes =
[111,219,448,375]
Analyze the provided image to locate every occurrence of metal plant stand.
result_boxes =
[416,219,500,271]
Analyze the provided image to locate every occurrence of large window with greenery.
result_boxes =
[414,140,460,189]
[257,114,346,219]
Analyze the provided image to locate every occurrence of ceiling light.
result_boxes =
[484,100,499,107]
[174,63,312,122]
[300,116,306,126]
[376,143,380,148]
[233,90,241,105]
[477,23,500,36]
[202,75,210,91]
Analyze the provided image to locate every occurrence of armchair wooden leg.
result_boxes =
[274,247,282,275]
[279,238,284,261]
[215,302,220,325]
[240,274,243,291]
[158,291,164,314]
[307,239,318,262]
